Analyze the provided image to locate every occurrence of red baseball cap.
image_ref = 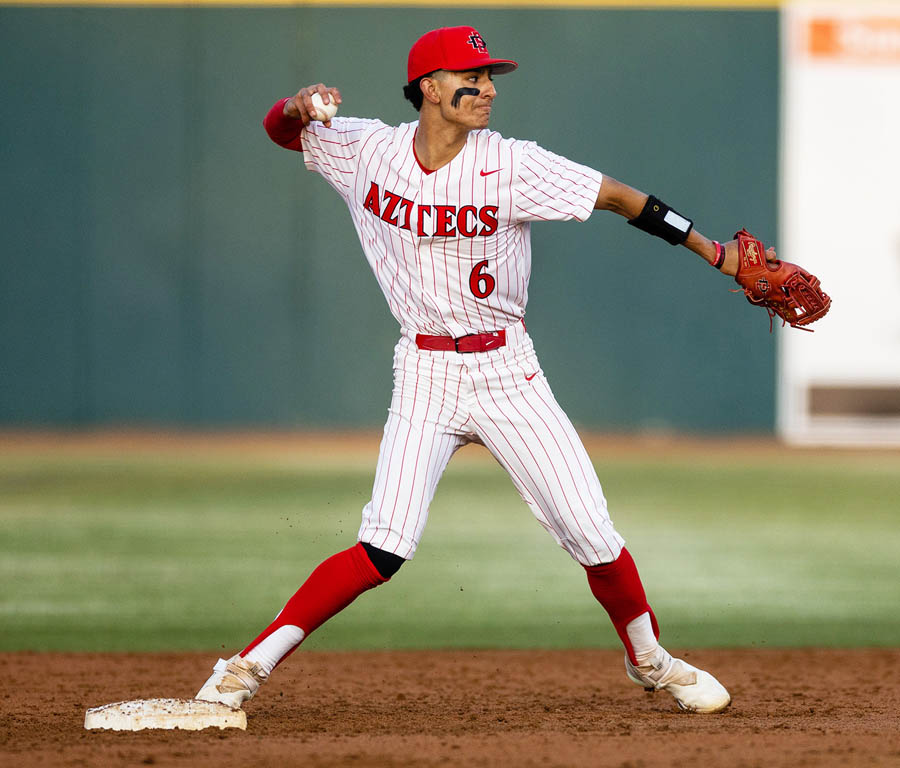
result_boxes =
[407,26,518,83]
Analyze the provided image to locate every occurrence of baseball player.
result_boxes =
[197,25,754,714]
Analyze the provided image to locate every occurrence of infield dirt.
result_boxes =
[2,649,899,768]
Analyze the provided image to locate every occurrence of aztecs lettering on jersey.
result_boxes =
[297,117,604,334]
[362,181,499,238]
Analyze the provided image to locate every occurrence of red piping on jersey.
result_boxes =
[412,129,436,175]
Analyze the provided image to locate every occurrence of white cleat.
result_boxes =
[195,655,268,709]
[624,647,731,714]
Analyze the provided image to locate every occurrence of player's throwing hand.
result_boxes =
[283,84,342,128]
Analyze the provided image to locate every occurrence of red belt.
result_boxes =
[415,329,506,353]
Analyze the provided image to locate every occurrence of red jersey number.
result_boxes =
[469,260,496,299]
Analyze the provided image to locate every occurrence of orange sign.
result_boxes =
[807,16,900,63]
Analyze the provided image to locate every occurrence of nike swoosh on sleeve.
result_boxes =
[480,168,501,177]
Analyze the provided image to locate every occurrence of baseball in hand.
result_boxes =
[310,92,338,122]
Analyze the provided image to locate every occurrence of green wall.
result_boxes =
[0,7,779,430]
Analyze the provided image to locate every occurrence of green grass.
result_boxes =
[1,446,898,652]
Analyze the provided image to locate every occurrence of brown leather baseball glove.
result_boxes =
[733,229,831,331]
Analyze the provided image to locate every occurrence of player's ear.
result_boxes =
[420,74,442,106]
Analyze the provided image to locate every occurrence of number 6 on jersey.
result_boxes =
[469,260,495,299]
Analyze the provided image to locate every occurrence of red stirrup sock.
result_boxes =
[241,542,387,670]
[584,547,660,665]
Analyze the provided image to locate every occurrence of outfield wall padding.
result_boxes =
[0,8,778,430]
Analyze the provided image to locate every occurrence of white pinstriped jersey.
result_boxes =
[300,118,603,336]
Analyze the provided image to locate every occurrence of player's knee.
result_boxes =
[361,542,406,579]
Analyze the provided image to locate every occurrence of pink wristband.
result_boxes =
[711,241,726,270]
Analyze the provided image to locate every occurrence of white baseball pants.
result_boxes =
[358,321,625,566]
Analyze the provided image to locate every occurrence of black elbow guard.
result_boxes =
[627,195,693,246]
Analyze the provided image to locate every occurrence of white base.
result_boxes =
[84,698,247,731]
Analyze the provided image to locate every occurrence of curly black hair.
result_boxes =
[402,74,432,112]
